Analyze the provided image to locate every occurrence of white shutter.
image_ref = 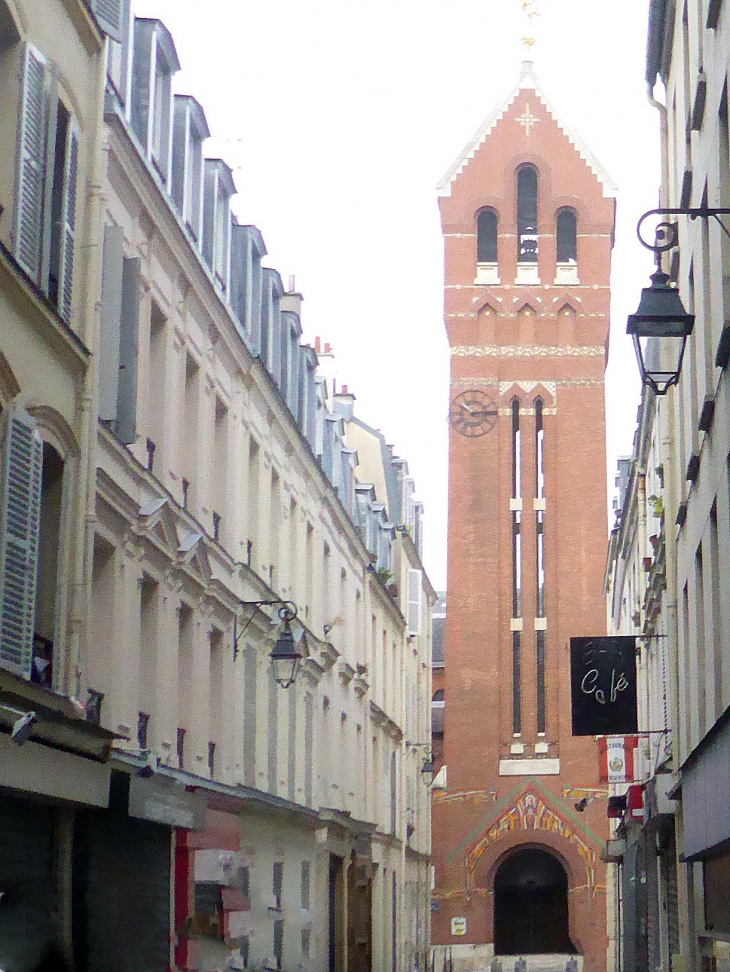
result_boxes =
[92,0,125,42]
[407,568,423,637]
[0,408,43,678]
[13,45,49,282]
[57,118,80,322]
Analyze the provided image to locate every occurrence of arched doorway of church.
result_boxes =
[493,847,576,955]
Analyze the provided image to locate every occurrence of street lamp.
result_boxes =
[626,269,694,395]
[406,741,437,785]
[234,599,303,688]
[629,206,730,394]
[269,605,303,689]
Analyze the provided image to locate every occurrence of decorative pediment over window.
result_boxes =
[516,300,540,317]
[477,301,498,318]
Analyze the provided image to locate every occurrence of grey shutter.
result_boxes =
[170,96,187,214]
[0,408,43,678]
[13,45,48,282]
[92,0,125,42]
[99,223,124,423]
[116,257,140,443]
[39,71,58,293]
[243,646,257,786]
[267,671,278,794]
[57,118,80,322]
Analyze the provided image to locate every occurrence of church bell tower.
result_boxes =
[431,62,614,972]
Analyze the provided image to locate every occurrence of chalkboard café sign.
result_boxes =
[570,637,638,737]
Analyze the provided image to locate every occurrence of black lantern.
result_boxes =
[234,599,302,688]
[627,269,695,395]
[270,606,303,689]
[420,751,436,784]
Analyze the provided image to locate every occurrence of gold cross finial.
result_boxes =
[519,0,540,51]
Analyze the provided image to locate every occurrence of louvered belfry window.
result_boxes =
[0,408,43,679]
[517,165,538,262]
[13,44,80,322]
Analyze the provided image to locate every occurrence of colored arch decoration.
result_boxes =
[465,790,598,896]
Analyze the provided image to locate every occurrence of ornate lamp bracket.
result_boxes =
[637,207,730,263]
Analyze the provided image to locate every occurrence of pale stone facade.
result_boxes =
[86,4,434,971]
[604,3,730,971]
[0,0,433,968]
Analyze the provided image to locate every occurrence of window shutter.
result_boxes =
[91,0,125,42]
[13,45,49,282]
[57,118,80,322]
[0,408,43,678]
[99,222,124,423]
[407,568,422,636]
[116,257,140,444]
[131,20,153,150]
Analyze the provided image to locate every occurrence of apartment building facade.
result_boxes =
[602,2,730,971]
[0,1,433,969]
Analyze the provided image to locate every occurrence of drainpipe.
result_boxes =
[73,39,109,702]
[646,45,697,970]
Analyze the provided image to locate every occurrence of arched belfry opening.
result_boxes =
[493,848,576,955]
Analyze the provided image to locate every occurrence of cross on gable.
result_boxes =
[516,103,539,136]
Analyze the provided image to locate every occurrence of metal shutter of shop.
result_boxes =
[663,841,680,957]
[0,794,55,972]
[74,809,171,972]
[646,834,661,972]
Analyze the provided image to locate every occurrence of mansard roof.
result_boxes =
[436,61,617,199]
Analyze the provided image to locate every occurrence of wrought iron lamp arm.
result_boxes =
[233,599,298,659]
[637,207,730,259]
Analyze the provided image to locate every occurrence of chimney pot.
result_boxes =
[325,343,331,353]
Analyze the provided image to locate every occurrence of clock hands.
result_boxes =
[460,402,497,417]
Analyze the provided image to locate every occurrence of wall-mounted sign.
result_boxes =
[570,637,637,736]
[599,735,638,783]
[451,916,467,936]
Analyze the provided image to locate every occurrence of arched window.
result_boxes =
[517,165,538,264]
[432,689,445,704]
[477,210,498,263]
[556,208,579,283]
[556,208,577,263]
[476,209,499,284]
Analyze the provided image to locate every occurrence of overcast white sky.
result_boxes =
[135,0,660,590]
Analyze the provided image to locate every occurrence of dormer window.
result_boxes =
[516,164,539,284]
[107,0,133,108]
[476,209,500,285]
[172,96,210,242]
[555,208,579,284]
[202,159,235,297]
[131,19,180,185]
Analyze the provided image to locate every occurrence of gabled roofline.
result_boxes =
[436,61,617,200]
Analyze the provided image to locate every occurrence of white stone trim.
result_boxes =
[499,757,561,775]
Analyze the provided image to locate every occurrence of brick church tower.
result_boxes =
[431,63,614,972]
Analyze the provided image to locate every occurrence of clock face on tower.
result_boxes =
[449,389,498,437]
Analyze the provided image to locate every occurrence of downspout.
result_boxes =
[646,50,691,972]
